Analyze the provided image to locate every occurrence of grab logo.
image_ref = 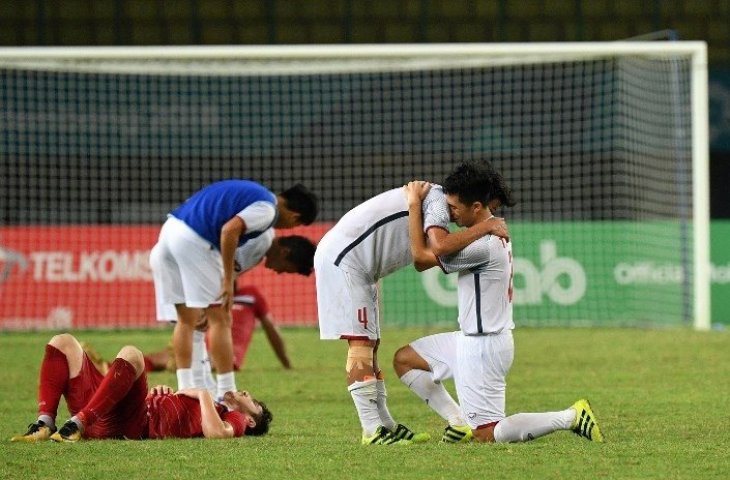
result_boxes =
[516,240,587,305]
[421,240,587,306]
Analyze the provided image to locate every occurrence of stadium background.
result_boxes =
[0,0,728,329]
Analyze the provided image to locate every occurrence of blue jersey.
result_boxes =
[171,180,277,250]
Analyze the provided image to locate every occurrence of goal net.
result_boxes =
[0,43,710,330]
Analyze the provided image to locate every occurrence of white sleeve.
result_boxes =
[236,201,276,233]
[439,237,492,274]
[421,185,450,233]
[234,229,274,274]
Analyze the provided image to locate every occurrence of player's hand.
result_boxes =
[149,385,173,396]
[217,280,234,312]
[485,216,510,242]
[195,312,209,332]
[403,180,431,206]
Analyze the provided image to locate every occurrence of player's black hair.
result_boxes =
[279,235,316,276]
[279,184,319,225]
[443,161,516,207]
[246,399,273,436]
[489,169,517,207]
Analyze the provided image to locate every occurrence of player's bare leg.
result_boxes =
[394,345,470,443]
[206,305,235,400]
[173,304,200,389]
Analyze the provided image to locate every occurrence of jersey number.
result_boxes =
[358,307,368,330]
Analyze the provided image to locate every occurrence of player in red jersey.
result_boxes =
[10,333,272,443]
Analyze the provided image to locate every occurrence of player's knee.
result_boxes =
[116,345,144,374]
[346,345,374,375]
[206,307,232,327]
[175,305,200,326]
[48,333,80,353]
[392,345,416,376]
[472,425,497,443]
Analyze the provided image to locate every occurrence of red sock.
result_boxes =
[77,358,137,428]
[38,344,70,420]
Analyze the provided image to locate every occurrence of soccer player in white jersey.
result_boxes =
[314,170,509,445]
[393,163,604,444]
[150,179,318,400]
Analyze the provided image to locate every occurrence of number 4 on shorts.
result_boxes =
[357,307,368,330]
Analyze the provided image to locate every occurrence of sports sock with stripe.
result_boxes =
[493,409,574,443]
[348,378,381,437]
[375,379,397,431]
[399,369,465,426]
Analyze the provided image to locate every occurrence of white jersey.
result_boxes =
[439,235,514,335]
[234,228,274,274]
[317,186,450,280]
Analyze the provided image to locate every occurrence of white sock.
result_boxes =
[216,371,236,401]
[191,331,215,394]
[375,379,397,431]
[493,408,575,443]
[38,414,55,430]
[348,378,381,436]
[400,369,465,426]
[176,368,194,390]
[201,348,217,397]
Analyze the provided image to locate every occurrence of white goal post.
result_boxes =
[0,42,710,330]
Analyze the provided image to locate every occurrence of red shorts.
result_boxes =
[65,353,149,439]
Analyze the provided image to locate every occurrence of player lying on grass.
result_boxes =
[394,166,603,444]
[10,333,272,443]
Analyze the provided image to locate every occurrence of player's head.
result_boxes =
[265,235,316,275]
[276,184,319,228]
[488,168,516,210]
[245,400,273,436]
[443,161,514,227]
[221,390,273,436]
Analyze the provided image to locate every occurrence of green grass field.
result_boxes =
[1,326,729,480]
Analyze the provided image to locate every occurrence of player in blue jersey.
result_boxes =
[150,180,318,398]
[394,164,603,444]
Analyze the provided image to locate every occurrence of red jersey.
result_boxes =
[145,393,247,439]
[206,285,269,370]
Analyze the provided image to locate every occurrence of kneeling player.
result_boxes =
[10,333,272,443]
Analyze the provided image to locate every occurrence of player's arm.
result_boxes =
[219,217,245,311]
[405,182,440,272]
[177,388,235,439]
[258,313,292,369]
[427,216,508,258]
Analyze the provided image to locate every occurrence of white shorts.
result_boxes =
[314,246,380,340]
[149,216,223,321]
[410,330,514,428]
